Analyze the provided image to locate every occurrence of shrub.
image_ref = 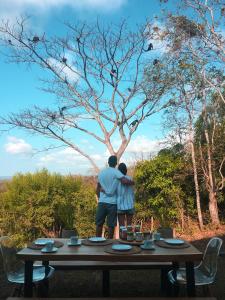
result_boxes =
[0,169,96,246]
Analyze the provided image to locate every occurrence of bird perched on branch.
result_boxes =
[50,113,56,120]
[28,36,40,43]
[130,119,138,127]
[62,57,67,64]
[153,59,159,65]
[145,43,153,51]
[8,39,12,45]
[59,106,67,116]
[32,36,40,43]
[110,68,117,86]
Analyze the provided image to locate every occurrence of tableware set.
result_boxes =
[35,235,185,254]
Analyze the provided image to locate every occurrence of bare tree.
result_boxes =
[0,18,173,173]
[160,0,225,104]
[157,0,225,226]
[162,57,204,230]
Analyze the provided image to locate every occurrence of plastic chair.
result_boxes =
[0,236,54,296]
[167,237,223,295]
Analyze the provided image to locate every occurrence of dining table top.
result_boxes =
[17,238,203,262]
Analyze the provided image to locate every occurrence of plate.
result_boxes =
[67,240,81,246]
[88,237,106,242]
[112,244,132,251]
[140,245,155,250]
[35,238,54,246]
[164,239,184,245]
[41,246,58,253]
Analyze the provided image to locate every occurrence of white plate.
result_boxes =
[67,240,81,246]
[112,244,132,251]
[41,246,58,253]
[89,237,106,242]
[140,245,155,250]
[35,238,54,245]
[164,239,184,245]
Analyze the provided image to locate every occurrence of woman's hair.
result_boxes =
[118,162,127,175]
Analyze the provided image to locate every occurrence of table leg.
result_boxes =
[102,270,110,297]
[185,261,195,297]
[172,261,180,296]
[24,260,33,297]
[42,261,50,296]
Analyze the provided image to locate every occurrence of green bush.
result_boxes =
[0,169,96,246]
[134,154,185,227]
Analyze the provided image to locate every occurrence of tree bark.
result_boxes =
[205,129,220,226]
[190,140,204,230]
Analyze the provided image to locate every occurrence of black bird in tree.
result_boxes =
[59,106,67,116]
[32,36,40,43]
[145,43,153,51]
[110,68,117,85]
[130,119,138,127]
[153,59,159,65]
[62,57,67,64]
[50,113,56,120]
[8,40,12,45]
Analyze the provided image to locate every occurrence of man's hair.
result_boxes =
[108,155,117,167]
[118,162,127,175]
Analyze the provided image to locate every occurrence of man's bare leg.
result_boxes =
[96,225,103,237]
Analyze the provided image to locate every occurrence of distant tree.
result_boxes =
[0,18,174,172]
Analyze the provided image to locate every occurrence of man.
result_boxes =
[96,155,133,238]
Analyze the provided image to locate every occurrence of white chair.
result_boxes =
[0,236,54,296]
[167,237,223,296]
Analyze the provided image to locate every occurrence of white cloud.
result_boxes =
[36,136,163,173]
[4,136,33,154]
[38,146,104,166]
[127,135,163,154]
[0,0,126,20]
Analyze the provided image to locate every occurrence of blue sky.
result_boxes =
[0,0,174,176]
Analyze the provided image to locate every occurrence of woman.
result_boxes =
[117,163,135,227]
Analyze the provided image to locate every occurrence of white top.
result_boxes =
[117,175,134,210]
[98,167,124,204]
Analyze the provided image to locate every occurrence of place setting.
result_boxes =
[140,239,155,251]
[154,238,190,249]
[67,235,81,246]
[41,241,58,253]
[27,238,64,250]
[81,236,113,246]
[104,243,141,255]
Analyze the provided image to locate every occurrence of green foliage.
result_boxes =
[134,153,185,227]
[0,169,96,246]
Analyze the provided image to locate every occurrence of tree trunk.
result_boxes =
[208,189,220,226]
[190,140,204,230]
[205,129,220,226]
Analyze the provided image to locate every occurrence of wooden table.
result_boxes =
[17,239,203,298]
